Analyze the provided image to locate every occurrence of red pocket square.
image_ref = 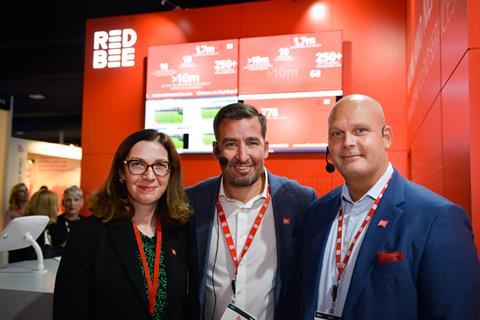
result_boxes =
[376,251,405,264]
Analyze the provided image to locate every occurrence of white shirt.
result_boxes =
[316,163,393,317]
[205,170,277,320]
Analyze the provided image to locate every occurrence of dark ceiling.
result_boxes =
[0,0,261,146]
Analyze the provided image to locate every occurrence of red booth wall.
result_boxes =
[406,0,480,252]
[81,0,408,207]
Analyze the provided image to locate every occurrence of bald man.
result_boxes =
[281,94,480,320]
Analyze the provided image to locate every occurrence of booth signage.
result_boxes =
[92,28,137,69]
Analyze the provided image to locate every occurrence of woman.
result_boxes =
[3,183,29,227]
[48,185,84,248]
[8,188,60,262]
[54,129,192,320]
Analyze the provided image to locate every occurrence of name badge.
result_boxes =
[315,311,342,320]
[221,303,257,320]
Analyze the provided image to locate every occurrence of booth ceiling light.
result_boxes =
[28,94,46,100]
[160,0,181,9]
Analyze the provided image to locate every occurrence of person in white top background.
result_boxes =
[281,94,480,320]
[187,102,316,320]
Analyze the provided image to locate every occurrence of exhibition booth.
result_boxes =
[1,0,479,318]
[81,0,480,250]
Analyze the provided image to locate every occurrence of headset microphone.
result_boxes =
[214,145,229,166]
[219,156,228,166]
[325,146,335,173]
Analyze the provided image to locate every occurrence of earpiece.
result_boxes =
[325,147,335,173]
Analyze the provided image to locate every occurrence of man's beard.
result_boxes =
[223,162,263,187]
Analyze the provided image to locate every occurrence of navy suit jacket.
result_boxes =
[283,170,480,320]
[54,216,188,320]
[186,171,316,319]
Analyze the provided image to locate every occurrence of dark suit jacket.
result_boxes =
[53,216,188,320]
[282,170,480,320]
[186,171,316,319]
[48,214,83,247]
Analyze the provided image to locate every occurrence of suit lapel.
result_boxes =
[269,173,296,304]
[107,219,149,311]
[342,171,405,316]
[194,177,221,301]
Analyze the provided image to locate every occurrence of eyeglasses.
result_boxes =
[123,159,173,177]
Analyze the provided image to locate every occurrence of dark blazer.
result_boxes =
[53,216,188,320]
[282,170,480,320]
[48,214,83,247]
[186,171,316,319]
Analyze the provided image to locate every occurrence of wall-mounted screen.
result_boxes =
[245,97,336,152]
[145,96,238,153]
[239,31,342,99]
[145,32,342,153]
[146,39,239,99]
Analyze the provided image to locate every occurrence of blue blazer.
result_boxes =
[282,170,480,320]
[186,171,316,319]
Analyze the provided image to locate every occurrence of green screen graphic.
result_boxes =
[203,133,215,145]
[155,109,183,124]
[170,135,184,148]
[201,107,220,119]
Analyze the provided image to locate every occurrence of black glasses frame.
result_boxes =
[123,159,173,177]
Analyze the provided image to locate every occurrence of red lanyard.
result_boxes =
[133,216,162,315]
[330,178,391,313]
[216,188,271,274]
[335,178,391,283]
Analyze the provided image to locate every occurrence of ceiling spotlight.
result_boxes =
[28,94,46,100]
[161,0,166,5]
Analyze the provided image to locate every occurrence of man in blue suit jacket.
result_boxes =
[187,103,316,320]
[283,94,480,320]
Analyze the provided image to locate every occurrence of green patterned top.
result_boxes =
[137,232,168,320]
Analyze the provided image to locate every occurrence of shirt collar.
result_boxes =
[219,167,269,207]
[341,162,393,204]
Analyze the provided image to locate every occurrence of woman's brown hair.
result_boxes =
[8,183,28,211]
[89,129,192,225]
[24,189,58,225]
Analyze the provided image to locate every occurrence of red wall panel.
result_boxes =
[468,0,480,47]
[468,48,480,253]
[409,98,444,196]
[407,0,479,253]
[440,0,468,86]
[81,0,407,203]
[406,0,442,145]
[441,57,471,213]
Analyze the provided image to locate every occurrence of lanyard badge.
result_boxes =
[216,188,271,297]
[133,216,162,315]
[330,178,391,314]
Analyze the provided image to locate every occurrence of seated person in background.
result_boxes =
[48,186,84,248]
[8,189,61,262]
[3,183,29,227]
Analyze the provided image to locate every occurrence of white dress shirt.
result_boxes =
[316,163,393,317]
[205,170,277,320]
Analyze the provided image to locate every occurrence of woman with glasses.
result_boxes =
[54,129,192,320]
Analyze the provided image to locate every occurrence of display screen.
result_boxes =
[145,96,238,153]
[146,39,239,99]
[145,32,342,153]
[239,31,342,99]
[245,97,335,152]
